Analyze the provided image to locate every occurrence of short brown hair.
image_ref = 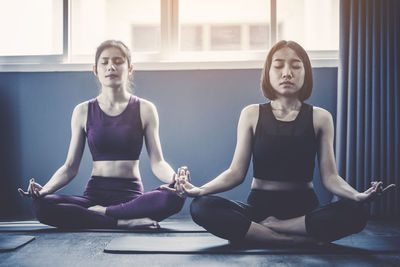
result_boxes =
[260,40,313,101]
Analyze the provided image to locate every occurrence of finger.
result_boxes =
[18,188,30,197]
[187,171,191,182]
[181,166,188,175]
[176,179,184,193]
[28,180,35,195]
[364,187,375,194]
[179,168,185,176]
[375,182,384,194]
[160,185,177,193]
[382,184,396,193]
[375,181,383,188]
[31,183,39,192]
[181,184,189,193]
[33,189,40,198]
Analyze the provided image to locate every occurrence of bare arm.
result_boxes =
[19,102,87,197]
[141,99,175,184]
[185,105,258,196]
[315,107,360,200]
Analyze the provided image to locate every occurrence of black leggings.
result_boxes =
[190,189,369,242]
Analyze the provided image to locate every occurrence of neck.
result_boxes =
[271,97,302,111]
[99,86,130,103]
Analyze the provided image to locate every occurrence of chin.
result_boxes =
[105,82,122,87]
[275,89,300,97]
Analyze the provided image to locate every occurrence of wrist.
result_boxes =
[169,173,177,187]
[40,187,51,196]
[198,186,207,196]
[352,192,361,202]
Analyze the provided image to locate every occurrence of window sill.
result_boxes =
[0,58,337,72]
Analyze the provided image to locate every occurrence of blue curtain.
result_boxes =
[337,0,400,216]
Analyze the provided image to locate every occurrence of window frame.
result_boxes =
[0,0,338,72]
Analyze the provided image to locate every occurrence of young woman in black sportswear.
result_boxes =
[170,40,395,245]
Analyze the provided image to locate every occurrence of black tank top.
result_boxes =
[252,102,317,182]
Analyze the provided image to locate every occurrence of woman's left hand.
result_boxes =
[354,181,396,202]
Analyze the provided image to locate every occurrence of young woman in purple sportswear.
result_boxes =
[18,40,186,229]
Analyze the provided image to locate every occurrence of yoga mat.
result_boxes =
[0,235,35,252]
[104,234,400,254]
[0,221,205,233]
[0,222,55,232]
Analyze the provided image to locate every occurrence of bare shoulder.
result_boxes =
[70,101,90,129]
[71,101,90,121]
[138,97,158,129]
[313,106,334,131]
[241,104,259,120]
[138,97,157,114]
[239,104,259,130]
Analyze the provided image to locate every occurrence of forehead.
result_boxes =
[272,47,301,61]
[99,47,125,58]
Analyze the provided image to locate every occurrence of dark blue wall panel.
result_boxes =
[0,68,337,219]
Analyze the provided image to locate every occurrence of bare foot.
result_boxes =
[117,217,160,229]
[259,216,280,227]
[88,205,107,215]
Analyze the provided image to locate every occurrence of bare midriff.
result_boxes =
[251,177,313,191]
[91,160,141,179]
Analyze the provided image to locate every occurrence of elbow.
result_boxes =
[150,159,162,173]
[229,168,246,186]
[321,174,336,190]
[63,163,79,179]
[150,159,167,177]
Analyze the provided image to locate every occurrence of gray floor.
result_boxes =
[1,217,400,267]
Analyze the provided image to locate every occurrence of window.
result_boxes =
[0,0,63,56]
[179,0,270,52]
[0,0,339,70]
[71,0,160,62]
[277,0,339,51]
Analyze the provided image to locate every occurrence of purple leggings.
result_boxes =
[32,176,185,229]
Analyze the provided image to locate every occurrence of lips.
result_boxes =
[105,74,118,79]
[280,81,294,86]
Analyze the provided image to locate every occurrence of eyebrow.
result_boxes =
[272,59,302,63]
[100,56,124,60]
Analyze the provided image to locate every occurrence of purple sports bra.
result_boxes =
[86,96,144,161]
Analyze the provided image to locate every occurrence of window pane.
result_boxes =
[71,0,160,56]
[277,0,339,50]
[0,0,63,56]
[179,0,270,52]
[210,26,241,50]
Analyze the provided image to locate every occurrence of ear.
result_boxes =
[129,64,134,73]
[92,65,97,76]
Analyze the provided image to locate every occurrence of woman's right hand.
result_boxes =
[18,178,47,198]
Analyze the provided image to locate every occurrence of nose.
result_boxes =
[282,65,293,79]
[107,62,116,71]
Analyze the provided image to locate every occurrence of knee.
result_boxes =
[306,200,369,242]
[32,196,52,224]
[190,196,216,225]
[160,190,185,214]
[346,202,369,233]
